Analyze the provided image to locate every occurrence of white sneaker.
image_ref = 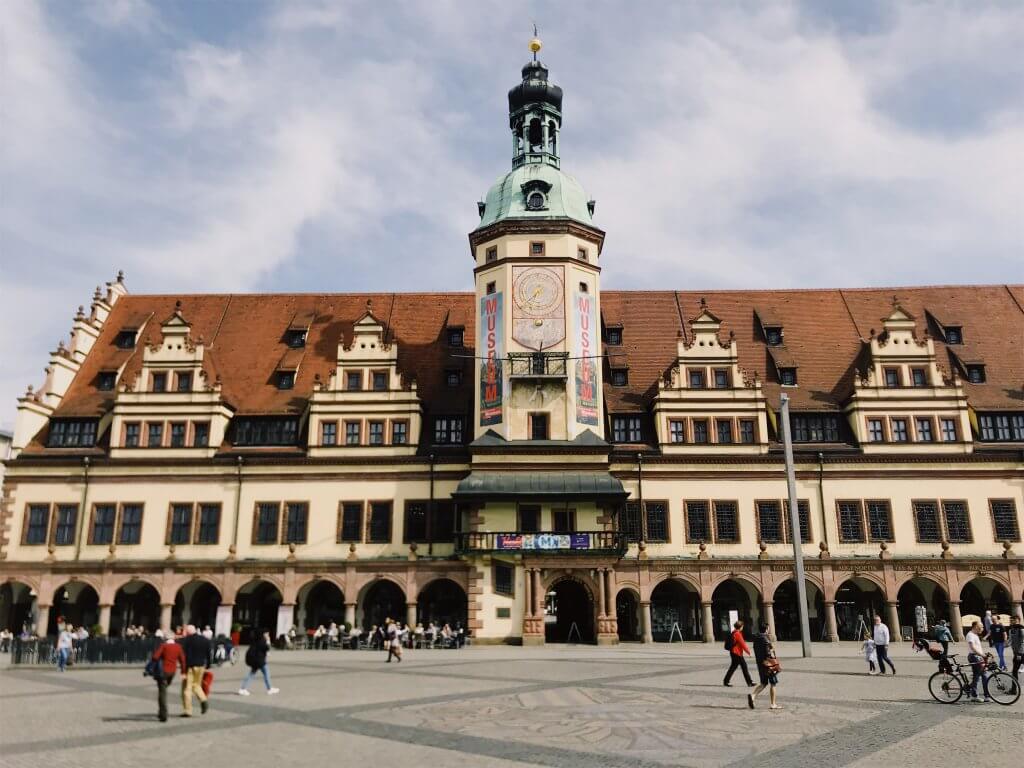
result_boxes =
[267,687,280,695]
[238,689,250,696]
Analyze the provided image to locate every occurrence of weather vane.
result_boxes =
[529,23,542,61]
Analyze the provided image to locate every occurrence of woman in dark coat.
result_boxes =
[238,631,279,696]
[748,622,781,710]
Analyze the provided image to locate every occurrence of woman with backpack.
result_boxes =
[723,620,754,687]
[238,630,279,696]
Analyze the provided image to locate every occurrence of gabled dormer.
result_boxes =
[109,301,230,458]
[653,299,767,454]
[845,302,971,454]
[308,302,422,456]
[754,307,784,347]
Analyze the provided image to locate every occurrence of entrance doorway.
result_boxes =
[616,590,640,641]
[545,579,594,643]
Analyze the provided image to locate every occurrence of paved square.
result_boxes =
[1,643,1020,767]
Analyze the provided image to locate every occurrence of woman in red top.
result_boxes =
[151,637,186,721]
[723,620,754,687]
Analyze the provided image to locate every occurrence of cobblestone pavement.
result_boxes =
[0,642,1020,767]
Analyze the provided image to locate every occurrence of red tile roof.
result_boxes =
[46,285,1024,433]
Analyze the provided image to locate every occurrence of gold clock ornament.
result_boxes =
[511,265,565,350]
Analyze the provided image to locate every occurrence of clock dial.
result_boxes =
[513,267,563,318]
[511,266,566,350]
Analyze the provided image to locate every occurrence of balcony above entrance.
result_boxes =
[456,530,627,556]
[508,351,568,379]
[452,470,627,502]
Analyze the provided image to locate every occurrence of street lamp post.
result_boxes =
[780,393,812,658]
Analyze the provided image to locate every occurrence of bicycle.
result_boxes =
[927,652,1020,705]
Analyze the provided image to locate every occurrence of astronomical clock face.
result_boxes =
[512,265,565,350]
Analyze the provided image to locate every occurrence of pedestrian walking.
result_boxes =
[238,630,278,696]
[988,615,1007,670]
[151,635,186,722]
[872,615,896,675]
[965,620,991,703]
[722,620,754,687]
[56,625,73,672]
[747,622,781,711]
[861,634,877,674]
[179,624,211,717]
[1008,614,1023,681]
[983,610,993,638]
[386,619,402,663]
[934,620,953,656]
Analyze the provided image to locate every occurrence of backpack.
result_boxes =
[244,645,257,668]
[143,657,163,680]
[724,633,735,651]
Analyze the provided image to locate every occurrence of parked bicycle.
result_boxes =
[925,650,1019,705]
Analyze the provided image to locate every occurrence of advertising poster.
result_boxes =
[574,290,599,425]
[479,292,504,425]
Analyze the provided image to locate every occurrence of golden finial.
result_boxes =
[529,23,542,60]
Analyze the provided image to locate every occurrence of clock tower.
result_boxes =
[469,38,606,442]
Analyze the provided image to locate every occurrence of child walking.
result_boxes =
[861,634,878,675]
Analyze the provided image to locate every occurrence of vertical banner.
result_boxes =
[479,292,504,426]
[574,290,599,425]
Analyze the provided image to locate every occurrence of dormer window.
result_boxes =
[966,364,985,384]
[48,419,98,448]
[152,372,167,392]
[284,329,307,348]
[611,369,628,387]
[446,370,462,388]
[447,328,464,347]
[765,328,783,346]
[606,328,622,346]
[114,329,137,349]
[945,326,962,344]
[97,371,117,391]
[779,368,798,386]
[526,191,547,210]
[176,372,192,392]
[277,371,295,390]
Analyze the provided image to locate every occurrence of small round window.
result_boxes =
[526,191,546,210]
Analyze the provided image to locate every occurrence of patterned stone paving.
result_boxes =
[0,643,1019,767]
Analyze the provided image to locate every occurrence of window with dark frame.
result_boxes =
[124,423,140,447]
[446,370,462,388]
[884,368,900,388]
[765,328,782,346]
[346,371,362,390]
[518,505,540,533]
[91,504,116,545]
[915,418,934,442]
[170,422,186,448]
[321,422,337,446]
[911,368,927,387]
[713,501,739,543]
[914,501,942,543]
[944,327,962,344]
[283,502,308,544]
[530,241,545,256]
[373,371,388,391]
[193,422,209,448]
[486,281,496,295]
[606,328,622,345]
[783,499,811,543]
[285,329,307,348]
[367,502,392,543]
[619,502,642,543]
[24,504,49,545]
[739,420,755,444]
[693,419,708,444]
[757,500,783,543]
[339,503,363,543]
[611,369,628,387]
[391,421,408,445]
[868,419,885,442]
[645,501,669,542]
[530,412,549,440]
[688,370,706,389]
[433,416,464,444]
[148,423,163,448]
[368,421,384,445]
[716,420,733,444]
[152,372,167,392]
[990,500,1020,542]
[685,501,710,543]
[966,365,985,384]
[779,368,797,386]
[837,500,865,542]
[713,369,730,389]
[891,418,909,442]
[447,328,464,347]
[255,502,280,544]
[231,417,299,446]
[345,422,361,446]
[865,500,893,541]
[611,416,641,443]
[485,246,497,263]
[577,246,588,261]
[494,562,514,596]
[277,371,295,390]
[114,329,136,349]
[940,418,957,442]
[669,420,685,444]
[792,414,840,442]
[47,419,99,448]
[97,371,117,391]
[169,503,192,545]
[552,508,576,533]
[196,504,220,544]
[432,502,456,543]
[118,504,143,545]
[53,504,77,546]
[942,501,971,543]
[176,372,192,392]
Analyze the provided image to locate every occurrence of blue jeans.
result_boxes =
[994,642,1006,669]
[967,653,988,699]
[241,664,272,690]
[57,647,69,672]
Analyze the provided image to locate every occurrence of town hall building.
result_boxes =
[2,43,1022,646]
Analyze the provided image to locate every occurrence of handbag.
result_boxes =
[144,657,164,680]
[763,657,781,674]
[201,670,214,696]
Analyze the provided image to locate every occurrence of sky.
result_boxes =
[2,0,1023,430]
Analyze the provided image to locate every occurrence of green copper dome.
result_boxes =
[476,163,595,229]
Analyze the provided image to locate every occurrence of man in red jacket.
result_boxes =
[152,636,186,721]
[723,619,754,687]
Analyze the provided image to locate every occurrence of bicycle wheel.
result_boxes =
[928,671,963,704]
[984,671,1021,706]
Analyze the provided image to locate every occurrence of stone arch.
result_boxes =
[232,579,283,644]
[833,576,886,640]
[173,580,222,631]
[648,571,702,598]
[417,578,468,629]
[224,574,285,606]
[0,579,37,634]
[415,571,469,598]
[650,577,701,641]
[710,577,762,641]
[296,579,346,632]
[614,586,641,642]
[826,571,888,602]
[960,575,1012,622]
[105,574,165,606]
[707,572,763,602]
[1,574,42,595]
[544,574,596,643]
[49,580,101,635]
[358,578,408,631]
[893,571,949,596]
[111,580,161,636]
[166,573,226,605]
[771,578,827,642]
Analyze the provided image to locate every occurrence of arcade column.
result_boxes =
[701,602,714,643]
[824,601,839,643]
